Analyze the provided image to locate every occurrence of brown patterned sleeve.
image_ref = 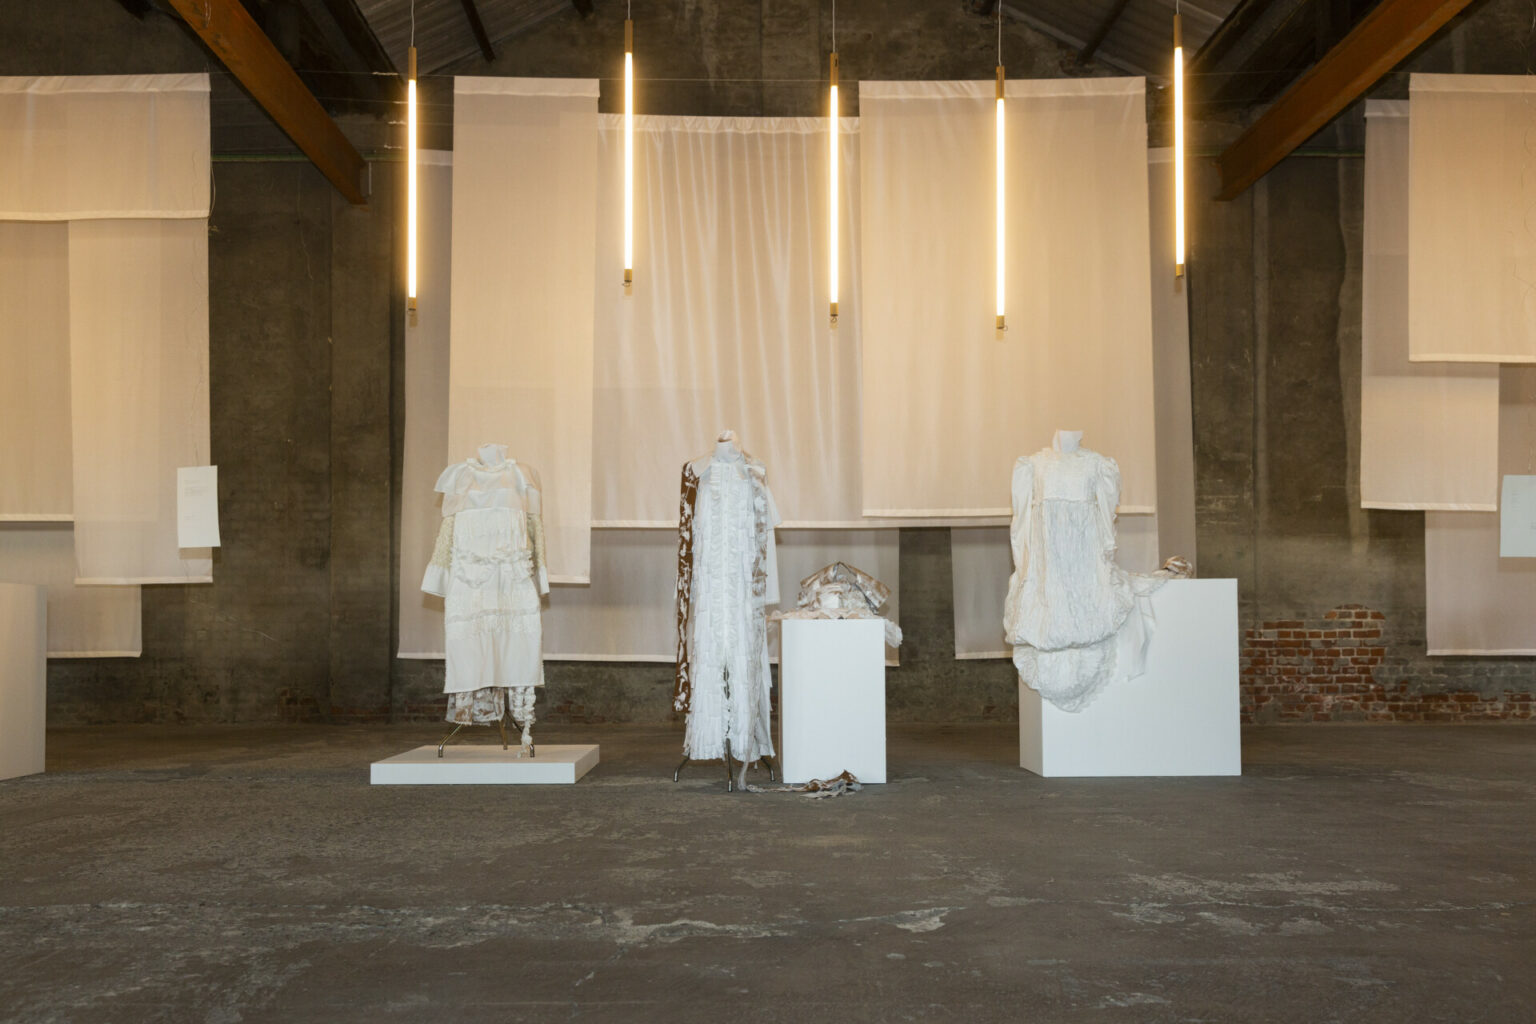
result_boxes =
[673,462,699,714]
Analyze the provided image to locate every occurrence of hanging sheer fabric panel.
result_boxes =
[0,222,73,520]
[0,525,141,656]
[0,74,210,220]
[399,153,454,659]
[1408,75,1536,363]
[1362,101,1500,509]
[67,218,212,584]
[858,79,1158,518]
[948,152,1193,659]
[448,78,597,583]
[591,114,868,527]
[1425,367,1536,654]
[1147,150,1197,567]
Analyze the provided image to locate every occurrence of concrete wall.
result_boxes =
[16,0,1535,724]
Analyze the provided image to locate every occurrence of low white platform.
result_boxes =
[370,743,599,785]
[1019,578,1241,777]
[780,618,886,784]
[0,583,47,782]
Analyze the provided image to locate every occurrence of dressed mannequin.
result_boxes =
[1004,430,1160,711]
[422,442,549,756]
[673,430,781,790]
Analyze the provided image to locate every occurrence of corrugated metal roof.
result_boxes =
[1006,0,1237,83]
[357,0,570,75]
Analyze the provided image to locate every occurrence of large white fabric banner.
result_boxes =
[68,219,212,584]
[0,74,210,221]
[401,146,898,662]
[399,154,455,661]
[1148,149,1197,568]
[0,222,73,520]
[448,78,596,583]
[1408,75,1536,363]
[1363,101,1500,509]
[591,114,870,527]
[859,79,1157,518]
[0,524,141,657]
[1425,367,1536,655]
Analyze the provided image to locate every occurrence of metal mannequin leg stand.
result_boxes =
[437,722,465,758]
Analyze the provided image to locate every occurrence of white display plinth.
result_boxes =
[370,743,599,785]
[780,618,886,784]
[1019,578,1241,777]
[0,583,47,782]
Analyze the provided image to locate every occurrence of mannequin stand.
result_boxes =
[437,707,534,759]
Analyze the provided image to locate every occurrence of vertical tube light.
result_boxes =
[407,45,418,314]
[1173,12,1186,278]
[996,64,1006,332]
[829,51,839,324]
[624,18,634,287]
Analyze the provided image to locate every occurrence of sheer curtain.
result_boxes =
[396,140,897,660]
[949,151,1191,658]
[0,222,72,520]
[0,524,140,656]
[1425,367,1536,654]
[1408,74,1536,363]
[448,78,597,583]
[68,218,212,584]
[0,74,209,220]
[859,79,1157,517]
[1362,100,1499,509]
[591,114,867,527]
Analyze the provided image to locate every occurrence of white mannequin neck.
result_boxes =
[1052,430,1083,454]
[476,442,509,467]
[714,430,743,462]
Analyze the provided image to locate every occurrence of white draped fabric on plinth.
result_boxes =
[1408,75,1536,364]
[1426,367,1536,655]
[858,79,1157,517]
[592,114,868,527]
[449,78,596,583]
[0,222,72,520]
[1362,101,1500,509]
[0,75,210,220]
[0,525,140,657]
[68,218,212,584]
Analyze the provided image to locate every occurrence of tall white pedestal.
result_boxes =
[371,744,599,785]
[1019,578,1240,777]
[0,583,47,782]
[780,618,886,784]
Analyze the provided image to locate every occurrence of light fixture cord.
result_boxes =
[410,0,416,47]
[997,1,1002,66]
[833,0,836,52]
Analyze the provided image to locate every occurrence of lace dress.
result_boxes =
[1004,437,1157,712]
[674,442,780,763]
[422,444,549,724]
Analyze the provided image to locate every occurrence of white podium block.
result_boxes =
[0,583,47,782]
[780,618,886,784]
[370,743,599,785]
[1019,578,1240,777]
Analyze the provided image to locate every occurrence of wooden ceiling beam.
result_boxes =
[458,0,497,63]
[1078,0,1133,64]
[166,0,368,205]
[1215,0,1475,200]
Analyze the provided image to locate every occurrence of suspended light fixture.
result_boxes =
[828,6,838,325]
[624,8,634,288]
[1173,3,1186,278]
[995,5,1006,333]
[407,43,418,317]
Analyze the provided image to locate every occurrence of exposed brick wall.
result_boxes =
[1243,605,1534,723]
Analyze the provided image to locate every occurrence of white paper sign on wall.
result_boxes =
[177,466,221,549]
[1500,475,1536,558]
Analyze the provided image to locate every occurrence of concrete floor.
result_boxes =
[0,725,1531,1023]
